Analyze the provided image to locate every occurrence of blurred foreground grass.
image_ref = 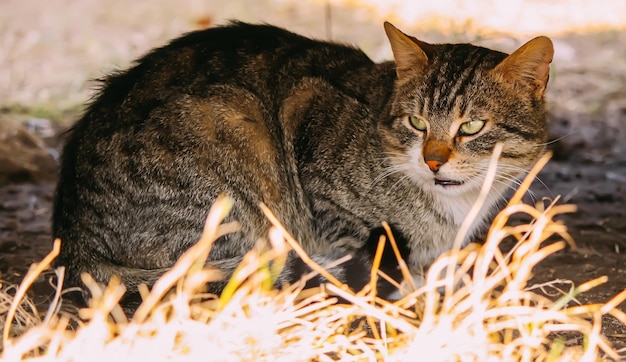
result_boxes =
[0,153,625,361]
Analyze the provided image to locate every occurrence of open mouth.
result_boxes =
[434,178,464,187]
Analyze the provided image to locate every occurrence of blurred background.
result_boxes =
[1,0,625,113]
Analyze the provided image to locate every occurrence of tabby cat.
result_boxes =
[53,21,553,312]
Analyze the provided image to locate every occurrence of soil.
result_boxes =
[0,28,625,357]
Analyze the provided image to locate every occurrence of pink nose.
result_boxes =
[426,160,443,172]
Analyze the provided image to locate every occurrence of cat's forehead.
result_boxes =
[401,44,509,123]
[427,43,508,76]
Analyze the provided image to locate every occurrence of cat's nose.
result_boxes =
[423,140,451,173]
[426,160,443,172]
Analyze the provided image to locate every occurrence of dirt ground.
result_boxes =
[1,0,625,357]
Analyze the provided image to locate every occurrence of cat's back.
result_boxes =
[52,22,377,289]
[86,22,373,115]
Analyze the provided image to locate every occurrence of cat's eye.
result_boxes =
[408,115,427,132]
[459,119,486,136]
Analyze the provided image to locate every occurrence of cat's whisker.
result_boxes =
[483,169,542,202]
[477,163,544,187]
[388,172,416,191]
[371,163,413,188]
[493,176,536,200]
[462,165,538,202]
[489,164,553,198]
[485,169,533,196]
[459,176,512,208]
[535,133,576,148]
[468,174,516,205]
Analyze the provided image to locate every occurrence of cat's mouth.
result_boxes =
[434,178,464,187]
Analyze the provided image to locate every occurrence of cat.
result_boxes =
[52,21,553,312]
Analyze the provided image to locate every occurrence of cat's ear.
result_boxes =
[384,22,431,79]
[493,36,554,98]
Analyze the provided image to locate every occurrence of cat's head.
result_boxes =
[379,22,554,198]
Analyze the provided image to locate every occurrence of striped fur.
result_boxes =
[53,22,553,313]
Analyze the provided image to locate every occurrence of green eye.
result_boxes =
[459,119,486,136]
[408,115,427,131]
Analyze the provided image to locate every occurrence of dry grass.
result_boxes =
[0,153,625,361]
